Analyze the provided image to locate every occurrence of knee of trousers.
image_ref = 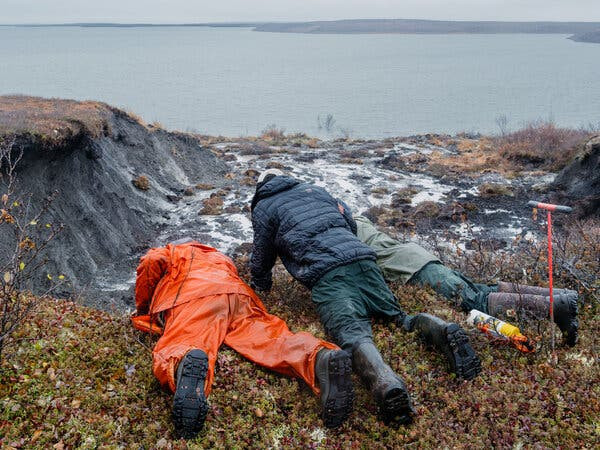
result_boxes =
[328,320,374,353]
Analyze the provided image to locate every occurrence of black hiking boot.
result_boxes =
[404,314,481,380]
[488,292,579,347]
[172,349,209,439]
[353,342,415,426]
[315,349,354,428]
[552,294,579,347]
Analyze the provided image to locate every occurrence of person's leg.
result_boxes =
[408,261,496,313]
[312,264,380,352]
[312,264,414,425]
[151,294,231,438]
[487,291,578,346]
[223,292,353,428]
[496,281,578,299]
[152,295,230,397]
[223,292,337,393]
[354,260,481,380]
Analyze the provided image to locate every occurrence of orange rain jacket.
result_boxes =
[133,241,337,396]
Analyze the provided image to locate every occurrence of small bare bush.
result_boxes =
[260,124,286,143]
[0,137,62,359]
[317,114,336,132]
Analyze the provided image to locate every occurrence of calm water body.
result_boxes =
[1,26,600,138]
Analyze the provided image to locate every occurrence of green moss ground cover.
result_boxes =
[1,269,598,449]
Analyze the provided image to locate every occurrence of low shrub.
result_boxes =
[260,124,286,143]
[132,175,150,191]
[495,121,590,170]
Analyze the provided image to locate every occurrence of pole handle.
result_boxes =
[527,201,572,213]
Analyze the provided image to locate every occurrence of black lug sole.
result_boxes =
[380,385,415,426]
[172,349,209,439]
[445,324,481,381]
[322,351,354,428]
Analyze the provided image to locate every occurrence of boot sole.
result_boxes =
[445,324,481,381]
[322,351,354,428]
[172,350,209,439]
[381,385,414,426]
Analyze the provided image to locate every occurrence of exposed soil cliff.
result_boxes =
[0,97,227,308]
[552,135,600,217]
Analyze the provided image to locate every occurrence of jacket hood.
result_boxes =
[251,175,301,211]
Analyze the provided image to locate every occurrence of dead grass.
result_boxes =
[419,123,593,177]
[495,121,591,170]
[132,175,150,191]
[260,125,286,144]
[0,96,113,148]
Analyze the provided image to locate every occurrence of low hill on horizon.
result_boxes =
[253,19,600,42]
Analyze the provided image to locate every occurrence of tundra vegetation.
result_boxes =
[0,98,598,447]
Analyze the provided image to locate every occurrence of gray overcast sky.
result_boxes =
[2,0,600,24]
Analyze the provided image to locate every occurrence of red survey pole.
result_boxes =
[527,201,572,352]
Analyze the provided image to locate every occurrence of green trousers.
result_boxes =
[311,260,403,352]
[408,262,497,313]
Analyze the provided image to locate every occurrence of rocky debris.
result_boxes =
[391,187,418,206]
[338,157,363,165]
[200,135,542,258]
[478,183,514,198]
[265,161,286,170]
[199,194,225,215]
[552,135,600,217]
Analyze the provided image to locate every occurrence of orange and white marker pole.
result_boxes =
[527,201,572,352]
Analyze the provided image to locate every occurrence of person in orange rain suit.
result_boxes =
[133,239,354,439]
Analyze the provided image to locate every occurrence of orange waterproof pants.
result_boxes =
[152,292,337,397]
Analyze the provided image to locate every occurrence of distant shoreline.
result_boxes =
[252,19,600,43]
[2,19,599,43]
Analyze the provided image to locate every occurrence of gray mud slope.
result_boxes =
[3,109,227,309]
[552,135,600,217]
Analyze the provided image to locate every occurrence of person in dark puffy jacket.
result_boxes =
[250,169,481,426]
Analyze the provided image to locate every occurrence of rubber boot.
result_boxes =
[487,292,578,347]
[172,349,209,439]
[403,314,481,380]
[352,341,415,425]
[314,349,355,428]
[497,281,578,302]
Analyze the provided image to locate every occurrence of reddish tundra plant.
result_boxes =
[0,136,62,359]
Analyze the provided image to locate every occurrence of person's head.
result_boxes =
[257,168,284,184]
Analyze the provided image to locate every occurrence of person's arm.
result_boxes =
[337,199,357,235]
[250,210,277,292]
[134,247,170,315]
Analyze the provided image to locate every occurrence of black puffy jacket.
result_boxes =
[250,175,376,290]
